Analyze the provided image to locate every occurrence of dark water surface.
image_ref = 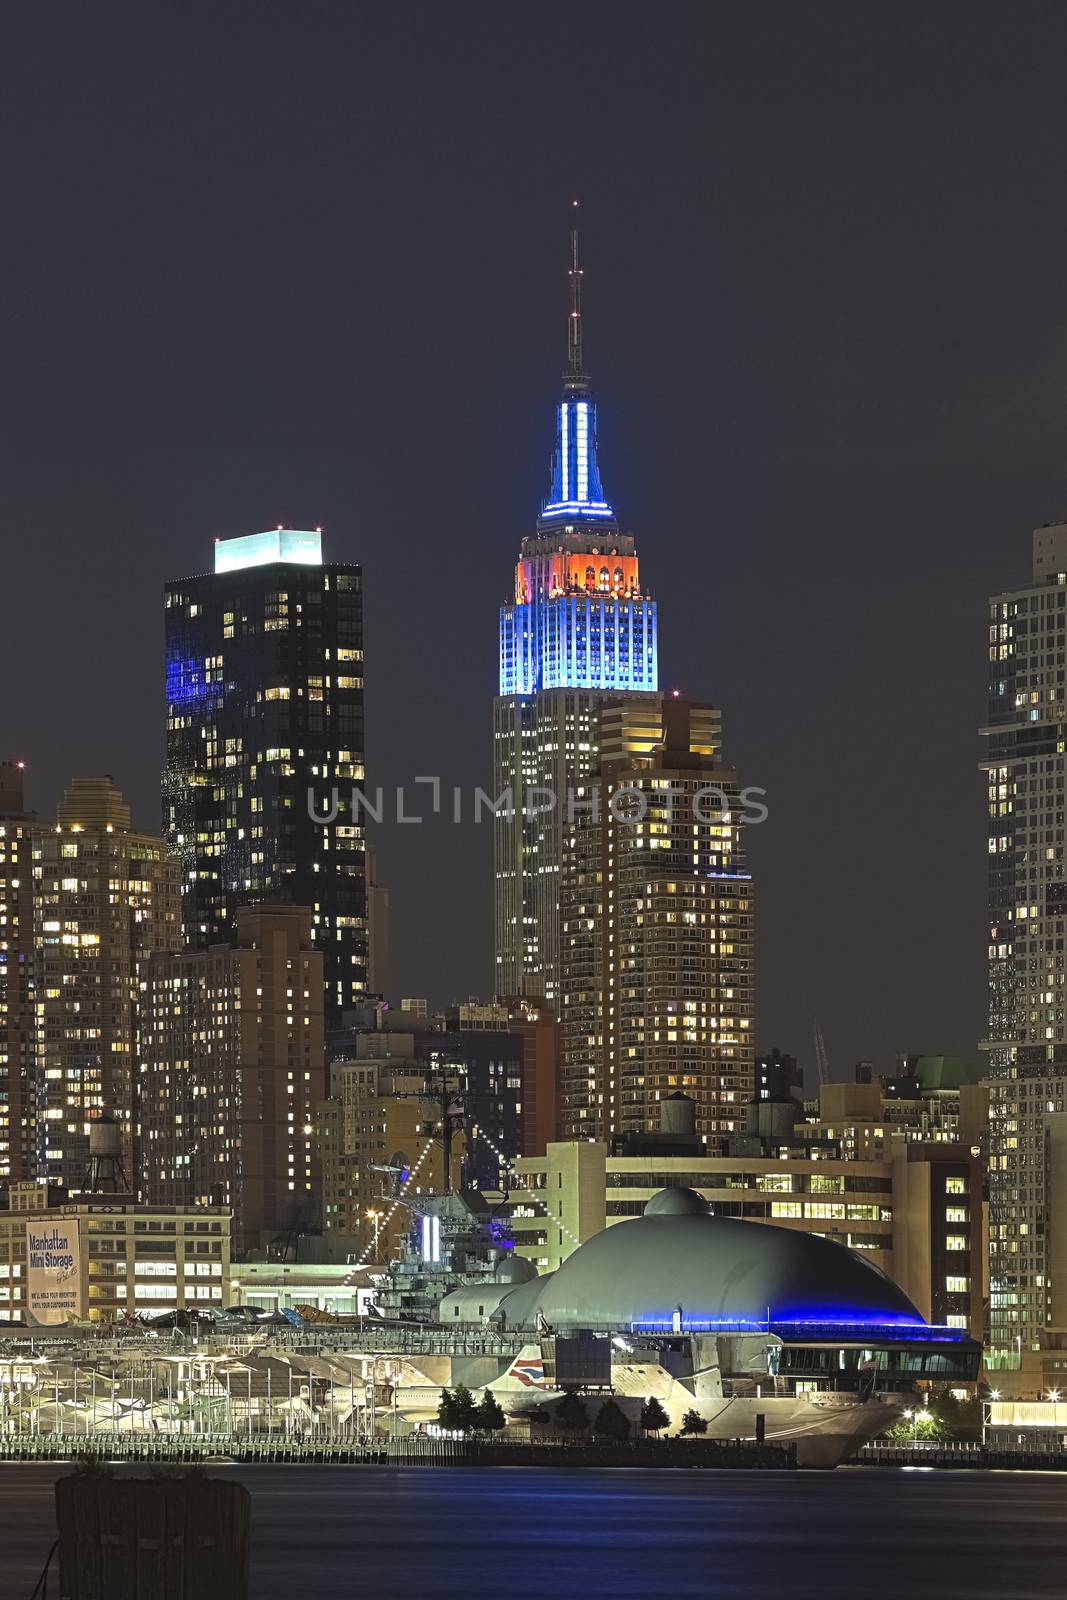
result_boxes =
[2,1464,1063,1599]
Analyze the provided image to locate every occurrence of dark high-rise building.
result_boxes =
[756,1048,803,1105]
[140,904,325,1252]
[37,776,179,1192]
[164,528,366,1020]
[982,520,1067,1387]
[327,1006,525,1194]
[1,766,179,1196]
[0,761,38,1188]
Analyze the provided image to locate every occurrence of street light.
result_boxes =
[365,1209,382,1266]
[982,1389,1001,1446]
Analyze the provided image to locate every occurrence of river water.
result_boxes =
[1,1463,1063,1598]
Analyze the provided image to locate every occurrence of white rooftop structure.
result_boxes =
[214,528,323,574]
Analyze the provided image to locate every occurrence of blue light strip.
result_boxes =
[576,401,589,500]
[540,502,615,518]
[629,1313,971,1342]
[544,393,613,517]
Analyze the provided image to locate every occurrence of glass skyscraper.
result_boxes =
[984,520,1067,1385]
[164,528,367,1020]
[493,219,660,1004]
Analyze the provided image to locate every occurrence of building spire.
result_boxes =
[541,200,613,521]
[567,199,585,385]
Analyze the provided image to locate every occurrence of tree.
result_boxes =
[640,1397,670,1437]
[436,1388,459,1431]
[679,1408,708,1437]
[554,1391,590,1432]
[594,1399,632,1442]
[884,1407,943,1444]
[451,1384,479,1433]
[437,1384,478,1434]
[475,1389,506,1434]
[930,1389,982,1443]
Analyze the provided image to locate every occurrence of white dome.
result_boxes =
[495,1253,538,1284]
[494,1197,923,1332]
[642,1186,709,1217]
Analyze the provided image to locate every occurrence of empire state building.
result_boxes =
[493,214,660,1004]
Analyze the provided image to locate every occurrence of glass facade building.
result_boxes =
[164,530,367,1021]
[983,521,1067,1374]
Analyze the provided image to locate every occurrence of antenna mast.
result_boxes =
[567,199,584,381]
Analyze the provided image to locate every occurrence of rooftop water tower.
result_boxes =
[81,1111,130,1195]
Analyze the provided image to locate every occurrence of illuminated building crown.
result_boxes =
[542,392,613,521]
[498,207,658,697]
[541,209,614,522]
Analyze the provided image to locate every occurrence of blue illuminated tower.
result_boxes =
[498,219,658,698]
[494,211,660,1002]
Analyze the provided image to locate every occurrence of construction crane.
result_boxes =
[813,1019,831,1087]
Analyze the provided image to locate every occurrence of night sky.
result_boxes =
[5,5,1067,1084]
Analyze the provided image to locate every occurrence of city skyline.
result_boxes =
[10,14,1067,1571]
[8,10,1067,1080]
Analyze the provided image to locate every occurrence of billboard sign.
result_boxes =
[25,1219,83,1325]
